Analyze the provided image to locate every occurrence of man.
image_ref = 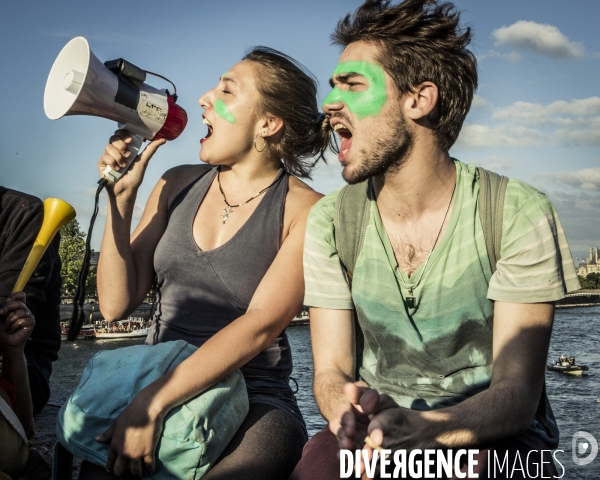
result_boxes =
[0,187,62,413]
[291,0,579,478]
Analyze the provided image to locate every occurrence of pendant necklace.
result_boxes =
[397,181,456,309]
[217,168,279,224]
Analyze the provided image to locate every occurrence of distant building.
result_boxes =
[577,247,599,276]
[90,250,100,267]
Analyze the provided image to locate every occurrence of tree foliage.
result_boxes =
[59,218,97,297]
[578,272,600,290]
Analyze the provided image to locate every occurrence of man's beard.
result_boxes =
[342,112,414,185]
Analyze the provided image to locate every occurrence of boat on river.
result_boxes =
[61,318,150,340]
[92,318,150,340]
[290,312,309,326]
[546,355,589,376]
[60,323,97,341]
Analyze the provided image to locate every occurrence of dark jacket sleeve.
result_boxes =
[0,188,62,362]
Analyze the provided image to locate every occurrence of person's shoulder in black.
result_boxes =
[0,187,62,412]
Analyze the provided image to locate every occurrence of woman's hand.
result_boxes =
[98,129,166,197]
[0,292,35,350]
[95,390,165,478]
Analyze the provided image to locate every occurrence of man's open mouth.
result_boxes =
[333,122,352,159]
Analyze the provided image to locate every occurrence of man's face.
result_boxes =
[323,41,414,184]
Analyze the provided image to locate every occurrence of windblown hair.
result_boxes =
[242,47,334,178]
[332,0,477,151]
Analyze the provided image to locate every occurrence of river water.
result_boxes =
[49,306,600,478]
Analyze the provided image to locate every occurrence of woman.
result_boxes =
[82,47,332,479]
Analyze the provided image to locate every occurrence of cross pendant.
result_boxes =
[220,206,233,224]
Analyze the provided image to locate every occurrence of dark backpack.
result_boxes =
[332,166,553,437]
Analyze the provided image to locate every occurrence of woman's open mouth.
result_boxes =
[200,117,213,143]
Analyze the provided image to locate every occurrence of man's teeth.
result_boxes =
[203,118,212,127]
[333,124,348,131]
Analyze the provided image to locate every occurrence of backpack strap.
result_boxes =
[333,180,369,379]
[477,167,508,274]
[334,180,370,281]
[477,167,553,439]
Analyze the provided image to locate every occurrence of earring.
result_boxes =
[254,132,267,153]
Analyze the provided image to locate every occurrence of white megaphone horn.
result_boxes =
[44,37,188,183]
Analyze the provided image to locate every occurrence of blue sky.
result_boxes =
[0,0,598,259]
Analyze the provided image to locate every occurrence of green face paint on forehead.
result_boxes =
[322,61,388,119]
[214,99,236,124]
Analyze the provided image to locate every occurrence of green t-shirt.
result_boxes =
[303,160,579,447]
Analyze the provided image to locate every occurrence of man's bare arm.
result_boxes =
[310,307,358,434]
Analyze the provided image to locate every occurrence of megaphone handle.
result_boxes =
[101,133,144,183]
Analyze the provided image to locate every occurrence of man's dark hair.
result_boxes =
[332,0,477,151]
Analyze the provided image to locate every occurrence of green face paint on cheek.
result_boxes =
[322,61,388,119]
[215,99,236,124]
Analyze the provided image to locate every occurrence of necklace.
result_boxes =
[397,181,456,309]
[217,168,279,224]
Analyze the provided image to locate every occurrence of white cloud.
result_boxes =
[459,97,600,148]
[492,21,585,59]
[471,94,492,109]
[492,97,600,126]
[542,167,600,190]
[478,50,522,63]
[456,124,545,148]
[476,156,515,173]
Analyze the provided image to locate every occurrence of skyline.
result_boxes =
[0,0,598,257]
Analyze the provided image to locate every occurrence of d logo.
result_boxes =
[572,431,598,466]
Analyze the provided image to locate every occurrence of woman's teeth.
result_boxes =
[203,118,213,137]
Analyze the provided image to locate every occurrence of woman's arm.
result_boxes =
[96,132,169,321]
[98,184,322,477]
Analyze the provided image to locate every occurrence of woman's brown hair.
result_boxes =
[242,47,334,178]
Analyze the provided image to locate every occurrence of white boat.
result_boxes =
[290,313,309,326]
[94,327,149,339]
[94,318,150,339]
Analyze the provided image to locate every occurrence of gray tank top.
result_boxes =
[147,166,293,378]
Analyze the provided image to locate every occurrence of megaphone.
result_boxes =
[12,198,76,293]
[44,37,187,183]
